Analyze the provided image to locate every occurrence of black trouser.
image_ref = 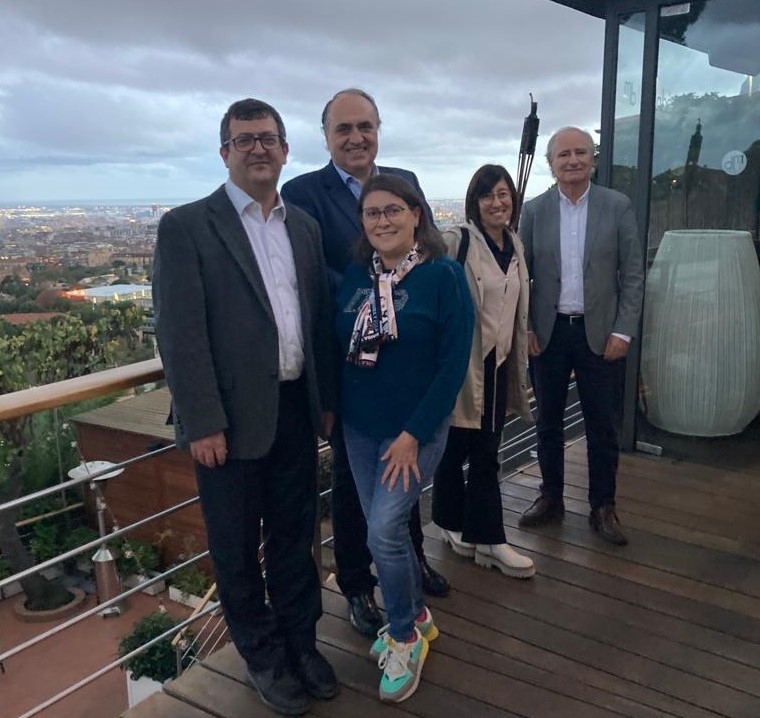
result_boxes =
[530,317,620,510]
[329,416,425,597]
[196,378,321,671]
[433,351,508,545]
[433,426,507,545]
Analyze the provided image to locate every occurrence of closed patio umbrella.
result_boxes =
[513,94,540,232]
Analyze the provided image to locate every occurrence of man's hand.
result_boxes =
[380,431,420,493]
[320,411,335,441]
[527,331,542,357]
[190,432,227,468]
[603,335,630,362]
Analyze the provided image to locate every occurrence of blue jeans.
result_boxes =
[343,420,449,642]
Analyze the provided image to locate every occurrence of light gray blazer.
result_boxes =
[153,185,336,460]
[520,184,644,356]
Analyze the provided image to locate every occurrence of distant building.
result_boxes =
[86,250,113,267]
[64,283,152,308]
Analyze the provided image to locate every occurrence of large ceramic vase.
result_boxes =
[640,229,760,436]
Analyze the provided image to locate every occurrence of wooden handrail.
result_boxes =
[0,358,164,422]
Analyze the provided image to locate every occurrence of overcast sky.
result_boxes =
[0,0,605,203]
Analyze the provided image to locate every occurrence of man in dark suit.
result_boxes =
[518,126,644,546]
[153,98,338,716]
[281,88,448,638]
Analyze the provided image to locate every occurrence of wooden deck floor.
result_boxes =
[122,440,760,718]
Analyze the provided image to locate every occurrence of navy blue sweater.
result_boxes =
[335,256,474,444]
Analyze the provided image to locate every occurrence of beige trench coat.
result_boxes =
[441,221,533,429]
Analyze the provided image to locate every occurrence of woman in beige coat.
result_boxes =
[432,164,535,578]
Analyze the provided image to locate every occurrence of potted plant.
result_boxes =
[117,537,167,596]
[168,563,214,609]
[118,610,192,707]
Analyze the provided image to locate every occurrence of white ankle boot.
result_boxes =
[440,528,476,557]
[475,543,535,579]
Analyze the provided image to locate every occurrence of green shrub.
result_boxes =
[118,611,193,682]
[29,521,61,562]
[171,563,213,600]
[115,538,162,576]
[62,525,100,554]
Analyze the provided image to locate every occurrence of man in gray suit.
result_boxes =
[153,98,338,716]
[518,126,644,545]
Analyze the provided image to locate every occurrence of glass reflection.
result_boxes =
[630,0,760,464]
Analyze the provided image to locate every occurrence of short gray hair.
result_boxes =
[321,88,381,132]
[545,126,595,163]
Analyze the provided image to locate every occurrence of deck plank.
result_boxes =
[124,439,760,718]
[120,690,214,717]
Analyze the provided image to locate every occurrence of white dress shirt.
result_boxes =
[226,180,305,380]
[557,184,589,315]
[556,183,630,344]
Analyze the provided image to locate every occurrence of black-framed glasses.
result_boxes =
[478,190,512,205]
[361,204,408,223]
[223,133,284,152]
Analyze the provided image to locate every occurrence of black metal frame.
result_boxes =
[579,0,665,450]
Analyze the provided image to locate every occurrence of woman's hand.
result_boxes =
[380,431,420,493]
[527,330,542,357]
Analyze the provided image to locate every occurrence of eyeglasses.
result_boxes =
[478,190,512,205]
[361,204,408,223]
[223,133,284,152]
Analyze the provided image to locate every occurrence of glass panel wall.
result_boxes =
[610,12,645,200]
[631,0,760,466]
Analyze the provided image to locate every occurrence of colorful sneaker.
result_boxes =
[378,628,429,703]
[369,606,438,660]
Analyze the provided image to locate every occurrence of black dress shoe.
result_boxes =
[419,554,450,597]
[292,648,339,700]
[347,592,383,637]
[246,661,310,716]
[518,494,566,527]
[589,505,628,546]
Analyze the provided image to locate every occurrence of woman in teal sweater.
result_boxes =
[335,174,473,704]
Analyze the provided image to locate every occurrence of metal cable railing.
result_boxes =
[0,363,584,718]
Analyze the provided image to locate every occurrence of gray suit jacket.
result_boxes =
[153,185,336,459]
[520,184,644,355]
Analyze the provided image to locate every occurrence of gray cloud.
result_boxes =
[0,0,605,201]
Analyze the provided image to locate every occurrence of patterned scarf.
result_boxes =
[346,243,423,367]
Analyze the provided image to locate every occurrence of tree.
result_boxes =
[0,314,115,610]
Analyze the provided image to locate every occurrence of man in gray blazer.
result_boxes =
[153,98,338,716]
[281,88,448,639]
[518,126,644,546]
